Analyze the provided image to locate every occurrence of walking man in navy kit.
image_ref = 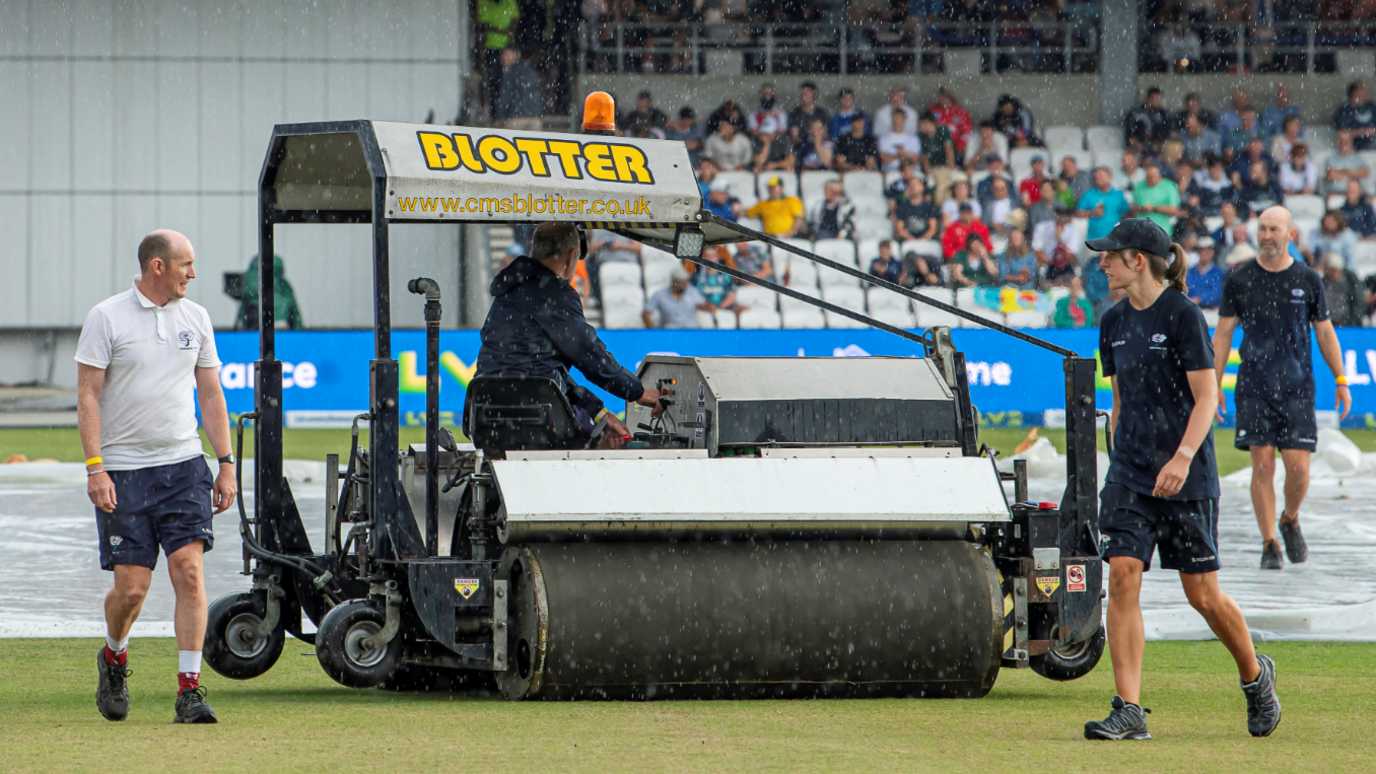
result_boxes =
[77,229,237,723]
[1213,206,1353,570]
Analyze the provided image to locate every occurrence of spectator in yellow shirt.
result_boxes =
[746,176,805,237]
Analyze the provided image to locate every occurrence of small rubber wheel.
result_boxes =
[1031,624,1107,681]
[315,600,401,688]
[204,592,285,680]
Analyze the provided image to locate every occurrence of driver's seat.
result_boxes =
[463,375,591,452]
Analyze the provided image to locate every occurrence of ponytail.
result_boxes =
[1164,243,1188,293]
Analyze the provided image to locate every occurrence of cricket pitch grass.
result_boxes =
[0,638,1371,773]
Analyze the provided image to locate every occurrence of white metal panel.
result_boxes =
[28,197,74,326]
[411,64,461,127]
[0,62,31,192]
[29,0,73,56]
[156,63,199,191]
[494,456,1011,526]
[156,194,199,242]
[282,0,328,59]
[113,0,156,57]
[197,0,242,59]
[357,0,400,60]
[71,194,116,318]
[283,62,328,124]
[240,0,285,58]
[113,195,156,282]
[72,61,115,192]
[410,0,457,59]
[28,62,72,192]
[325,61,369,121]
[0,0,31,57]
[368,64,413,122]
[196,193,245,327]
[112,61,158,191]
[239,62,284,186]
[155,0,199,57]
[0,195,31,325]
[199,62,243,192]
[73,0,115,58]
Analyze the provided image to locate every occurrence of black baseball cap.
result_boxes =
[1086,217,1172,256]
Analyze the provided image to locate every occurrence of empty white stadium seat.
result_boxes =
[1092,149,1124,173]
[1286,194,1326,220]
[714,309,738,329]
[1009,147,1046,183]
[602,305,645,329]
[900,238,943,260]
[602,284,645,307]
[1005,310,1049,328]
[779,293,821,313]
[990,234,1009,256]
[642,262,677,294]
[737,309,782,329]
[756,172,799,200]
[869,306,914,329]
[843,171,886,201]
[821,285,866,311]
[782,306,826,329]
[738,216,764,232]
[1086,125,1124,155]
[1044,126,1085,152]
[718,171,758,208]
[866,286,909,311]
[954,287,979,310]
[1048,285,1071,303]
[1328,194,1347,211]
[914,305,963,329]
[992,133,1010,163]
[857,238,883,265]
[800,170,840,210]
[961,307,1003,328]
[735,284,778,311]
[853,214,894,239]
[851,193,889,218]
[1295,218,1321,250]
[599,262,642,287]
[824,311,867,328]
[1355,241,1376,278]
[814,238,858,267]
[884,170,904,188]
[696,309,717,329]
[817,266,859,288]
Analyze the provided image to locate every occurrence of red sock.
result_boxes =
[103,646,127,666]
[178,672,199,693]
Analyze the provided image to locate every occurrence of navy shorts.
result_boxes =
[1099,482,1221,574]
[97,457,214,571]
[1234,395,1317,452]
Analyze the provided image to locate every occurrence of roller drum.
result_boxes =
[496,540,1003,700]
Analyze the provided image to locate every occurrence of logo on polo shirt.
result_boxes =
[178,330,196,350]
[109,536,122,546]
[1151,334,1166,343]
[1292,288,1304,297]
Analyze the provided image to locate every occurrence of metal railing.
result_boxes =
[576,21,1101,76]
[1144,21,1376,74]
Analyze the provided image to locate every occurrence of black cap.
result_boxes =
[1086,217,1173,256]
[638,90,652,100]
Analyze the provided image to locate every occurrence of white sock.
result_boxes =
[106,635,128,654]
[178,650,202,675]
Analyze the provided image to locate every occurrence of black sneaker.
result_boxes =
[1084,695,1152,740]
[1242,654,1281,737]
[173,686,218,724]
[1260,539,1284,571]
[1280,517,1308,564]
[95,647,131,721]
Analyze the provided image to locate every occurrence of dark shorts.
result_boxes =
[96,457,214,571]
[1099,482,1221,574]
[1233,395,1318,452]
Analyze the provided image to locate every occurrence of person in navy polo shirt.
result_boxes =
[1083,218,1279,741]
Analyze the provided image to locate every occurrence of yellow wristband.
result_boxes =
[595,408,610,422]
[1336,376,1349,386]
[85,456,103,467]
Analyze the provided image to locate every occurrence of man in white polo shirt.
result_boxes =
[77,229,236,725]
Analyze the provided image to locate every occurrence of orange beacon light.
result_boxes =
[582,91,616,133]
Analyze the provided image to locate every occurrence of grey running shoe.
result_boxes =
[173,687,218,724]
[1260,539,1284,570]
[96,647,131,721]
[1280,518,1308,564]
[1084,695,1152,740]
[1242,654,1281,737]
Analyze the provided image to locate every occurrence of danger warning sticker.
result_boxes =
[1067,564,1086,592]
[454,578,480,599]
[1036,576,1060,596]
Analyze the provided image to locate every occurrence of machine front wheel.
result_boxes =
[204,592,285,680]
[316,600,401,688]
[1031,625,1106,681]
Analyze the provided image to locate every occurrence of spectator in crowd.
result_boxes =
[643,267,708,329]
[834,113,880,171]
[983,177,1018,236]
[1269,114,1303,163]
[1333,81,1376,151]
[918,111,957,201]
[903,250,944,288]
[1325,129,1370,195]
[976,155,1015,205]
[1114,151,1147,194]
[1228,136,1275,188]
[1340,179,1376,239]
[1124,86,1170,154]
[703,179,742,222]
[1078,166,1132,241]
[1083,251,1113,320]
[998,229,1038,290]
[1187,154,1239,217]
[728,241,773,281]
[927,87,973,159]
[1322,253,1366,326]
[941,179,982,226]
[892,175,940,241]
[869,240,906,284]
[991,94,1039,148]
[1059,155,1092,204]
[1307,210,1357,266]
[493,47,544,130]
[828,88,867,140]
[1239,159,1285,218]
[1170,92,1217,137]
[692,247,738,312]
[1052,276,1094,328]
[1216,87,1250,139]
[499,242,523,271]
[878,110,922,172]
[1261,84,1302,140]
[706,100,747,136]
[477,0,519,121]
[747,83,788,135]
[1033,205,1081,286]
[626,90,668,131]
[1224,240,1258,269]
[1278,143,1318,195]
[1185,236,1226,309]
[788,82,830,141]
[1180,113,1223,163]
[746,176,805,237]
[1224,106,1265,155]
[752,116,795,174]
[950,233,1000,288]
[696,157,720,198]
[808,180,857,240]
[964,121,1003,174]
[1019,154,1051,206]
[794,118,835,171]
[1211,201,1245,248]
[587,229,641,303]
[1132,163,1182,232]
[942,202,992,259]
[1028,179,1058,231]
[873,85,918,138]
[704,120,754,171]
[663,107,703,167]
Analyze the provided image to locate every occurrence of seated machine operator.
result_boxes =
[473,222,668,447]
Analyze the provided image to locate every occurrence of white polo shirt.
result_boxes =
[75,278,221,471]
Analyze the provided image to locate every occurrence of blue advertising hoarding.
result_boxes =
[213,327,1376,429]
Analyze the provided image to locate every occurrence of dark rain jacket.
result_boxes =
[474,256,643,417]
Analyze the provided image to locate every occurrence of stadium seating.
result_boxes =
[869,306,915,329]
[824,311,867,328]
[852,213,894,239]
[1052,149,1093,175]
[813,238,858,267]
[714,309,739,329]
[735,284,778,311]
[782,306,826,329]
[1005,310,1049,328]
[1086,125,1124,156]
[821,284,866,312]
[719,170,759,208]
[696,309,717,328]
[603,304,645,329]
[901,239,943,260]
[817,265,860,288]
[1043,126,1085,153]
[599,262,643,288]
[1009,147,1045,183]
[866,286,910,312]
[756,172,799,200]
[1286,194,1325,221]
[737,308,782,329]
[1354,241,1376,278]
[843,171,887,207]
[800,170,840,210]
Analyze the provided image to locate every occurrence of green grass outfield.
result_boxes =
[0,639,1370,773]
[6,427,1376,478]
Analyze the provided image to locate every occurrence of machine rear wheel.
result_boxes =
[1031,625,1106,681]
[204,592,285,680]
[316,600,401,688]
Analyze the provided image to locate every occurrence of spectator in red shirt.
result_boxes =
[942,202,992,259]
[1019,154,1050,207]
[927,87,973,157]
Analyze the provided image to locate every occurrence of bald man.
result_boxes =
[1213,207,1353,570]
[77,229,233,723]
